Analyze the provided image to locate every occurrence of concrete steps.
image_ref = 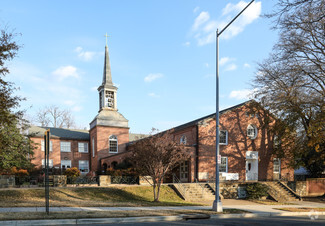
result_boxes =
[263,181,301,202]
[171,183,215,202]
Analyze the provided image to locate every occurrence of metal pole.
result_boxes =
[212,0,255,212]
[213,29,222,212]
[44,129,50,215]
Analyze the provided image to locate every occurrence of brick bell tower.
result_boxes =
[89,39,129,173]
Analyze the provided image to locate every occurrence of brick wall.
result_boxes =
[89,125,129,172]
[31,137,90,170]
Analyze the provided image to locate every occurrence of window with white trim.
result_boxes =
[219,130,228,145]
[79,160,89,173]
[61,160,71,169]
[247,124,257,139]
[41,140,53,152]
[42,159,53,168]
[273,158,281,173]
[109,135,118,153]
[78,142,88,153]
[60,141,71,152]
[180,135,187,145]
[92,137,95,158]
[219,157,228,173]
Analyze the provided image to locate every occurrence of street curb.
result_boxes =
[1,212,324,225]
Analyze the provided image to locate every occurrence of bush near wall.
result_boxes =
[246,183,269,200]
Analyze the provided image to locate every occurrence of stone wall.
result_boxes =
[220,182,248,199]
[0,175,15,188]
[99,175,111,186]
[287,181,308,197]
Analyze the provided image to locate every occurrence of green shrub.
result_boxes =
[246,183,269,200]
[64,167,80,183]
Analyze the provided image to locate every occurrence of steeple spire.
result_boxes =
[98,35,118,112]
[102,44,114,87]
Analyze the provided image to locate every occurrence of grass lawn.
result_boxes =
[0,209,250,221]
[0,185,203,207]
[276,207,325,212]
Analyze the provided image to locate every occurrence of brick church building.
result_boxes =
[29,43,294,182]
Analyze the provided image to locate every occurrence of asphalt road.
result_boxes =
[87,215,325,226]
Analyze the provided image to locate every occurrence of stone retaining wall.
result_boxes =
[0,175,15,188]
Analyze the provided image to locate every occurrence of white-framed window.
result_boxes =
[180,135,187,145]
[42,159,53,168]
[109,135,118,153]
[220,157,228,173]
[219,130,228,145]
[60,141,71,152]
[61,160,71,169]
[247,124,258,139]
[79,160,89,173]
[273,158,281,173]
[92,137,95,158]
[41,140,53,152]
[78,142,88,153]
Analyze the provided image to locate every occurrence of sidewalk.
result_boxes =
[0,200,324,225]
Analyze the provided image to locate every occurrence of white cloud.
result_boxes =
[229,89,254,100]
[72,106,83,112]
[183,41,191,46]
[219,57,235,66]
[192,11,210,31]
[204,63,209,68]
[64,100,75,106]
[193,6,200,13]
[91,86,98,91]
[244,63,251,68]
[148,92,160,98]
[144,73,163,83]
[52,65,79,81]
[190,1,261,46]
[74,46,99,61]
[225,63,237,71]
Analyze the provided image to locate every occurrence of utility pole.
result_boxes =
[213,0,255,212]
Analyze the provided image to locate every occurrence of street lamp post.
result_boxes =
[213,0,255,212]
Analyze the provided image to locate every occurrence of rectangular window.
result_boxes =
[79,160,89,173]
[220,157,228,173]
[42,159,53,168]
[60,141,71,152]
[109,140,118,153]
[41,140,53,152]
[61,160,71,169]
[92,137,95,158]
[78,142,88,153]
[219,130,228,145]
[273,158,281,173]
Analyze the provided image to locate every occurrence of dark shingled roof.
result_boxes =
[29,126,89,140]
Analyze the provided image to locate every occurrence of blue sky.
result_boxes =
[1,0,278,134]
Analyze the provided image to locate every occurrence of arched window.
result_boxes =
[180,135,187,145]
[247,124,257,139]
[109,135,118,153]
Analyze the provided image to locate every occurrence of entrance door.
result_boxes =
[246,159,258,181]
[180,161,189,182]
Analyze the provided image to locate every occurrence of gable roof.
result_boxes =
[28,126,90,140]
[172,100,253,132]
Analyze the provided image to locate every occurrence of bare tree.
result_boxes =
[130,128,188,202]
[253,0,325,176]
[35,105,76,129]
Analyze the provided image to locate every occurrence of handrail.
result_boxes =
[278,181,302,200]
[172,173,187,199]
